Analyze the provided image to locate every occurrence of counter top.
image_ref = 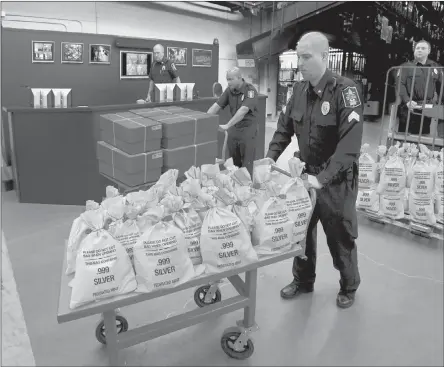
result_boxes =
[2,94,267,114]
[2,97,218,114]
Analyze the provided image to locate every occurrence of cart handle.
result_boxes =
[216,131,228,165]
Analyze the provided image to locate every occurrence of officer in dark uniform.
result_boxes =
[266,32,363,309]
[207,67,259,175]
[146,44,181,102]
[397,40,442,135]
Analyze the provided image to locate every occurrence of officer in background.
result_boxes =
[146,44,181,102]
[397,40,442,135]
[207,67,259,175]
[266,32,363,309]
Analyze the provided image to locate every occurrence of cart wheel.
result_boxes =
[194,285,222,308]
[95,315,129,345]
[221,331,254,359]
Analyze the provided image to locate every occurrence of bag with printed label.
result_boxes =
[201,164,221,187]
[404,188,409,213]
[252,181,295,255]
[69,209,137,309]
[200,191,258,274]
[125,189,160,213]
[181,178,215,221]
[280,158,313,244]
[356,189,380,213]
[252,162,275,211]
[101,194,127,229]
[377,146,406,195]
[158,193,205,275]
[152,169,179,200]
[133,206,195,293]
[184,166,202,184]
[66,204,104,275]
[359,143,377,189]
[137,206,165,232]
[375,145,388,183]
[409,194,436,226]
[435,194,444,224]
[409,153,435,196]
[231,186,259,233]
[405,145,419,188]
[108,205,142,270]
[379,194,404,219]
[434,150,443,197]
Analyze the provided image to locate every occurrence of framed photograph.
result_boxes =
[167,47,187,66]
[32,41,55,63]
[192,48,212,67]
[120,50,153,80]
[89,44,111,64]
[61,42,84,63]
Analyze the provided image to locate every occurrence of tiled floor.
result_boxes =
[1,117,443,366]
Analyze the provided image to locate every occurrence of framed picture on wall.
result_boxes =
[32,41,55,63]
[61,42,84,63]
[167,47,187,66]
[90,44,111,64]
[120,50,152,79]
[192,49,212,67]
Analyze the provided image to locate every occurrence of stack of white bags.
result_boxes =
[357,142,443,226]
[65,157,313,309]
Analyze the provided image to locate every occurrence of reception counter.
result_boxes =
[3,96,267,205]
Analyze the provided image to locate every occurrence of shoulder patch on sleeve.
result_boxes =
[247,90,255,98]
[171,62,177,71]
[342,86,361,108]
[348,111,360,123]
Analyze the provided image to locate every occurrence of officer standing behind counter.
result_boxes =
[266,32,363,309]
[207,67,259,175]
[397,40,442,135]
[145,44,181,102]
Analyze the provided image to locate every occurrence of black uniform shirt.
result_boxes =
[397,59,442,104]
[217,80,259,128]
[149,57,179,84]
[266,69,364,186]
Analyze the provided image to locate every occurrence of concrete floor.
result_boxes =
[1,118,443,366]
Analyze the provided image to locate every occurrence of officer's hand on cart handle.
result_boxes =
[219,124,229,132]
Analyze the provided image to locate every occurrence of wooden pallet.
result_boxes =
[357,208,443,241]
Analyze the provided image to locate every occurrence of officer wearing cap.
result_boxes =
[146,44,181,102]
[397,40,442,135]
[266,32,363,309]
[207,67,259,175]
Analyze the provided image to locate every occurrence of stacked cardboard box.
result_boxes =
[97,111,163,187]
[97,107,220,185]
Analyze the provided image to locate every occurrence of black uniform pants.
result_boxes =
[398,104,431,135]
[293,163,361,293]
[227,123,258,176]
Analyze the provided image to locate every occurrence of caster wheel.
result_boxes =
[221,331,254,359]
[194,285,222,308]
[95,315,129,345]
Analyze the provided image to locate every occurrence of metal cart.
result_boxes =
[358,65,444,240]
[57,166,316,366]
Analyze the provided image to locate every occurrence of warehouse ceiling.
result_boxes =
[207,1,292,13]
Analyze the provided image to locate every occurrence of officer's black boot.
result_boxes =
[336,290,356,309]
[280,280,314,300]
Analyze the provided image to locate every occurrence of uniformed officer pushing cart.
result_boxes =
[267,32,363,309]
